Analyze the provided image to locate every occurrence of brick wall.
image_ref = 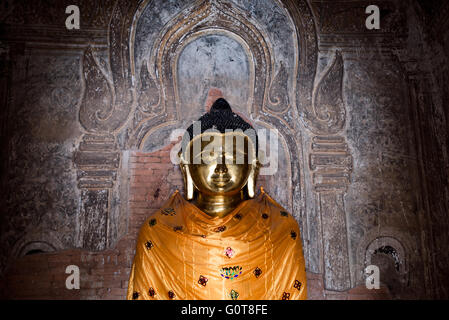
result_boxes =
[0,144,392,300]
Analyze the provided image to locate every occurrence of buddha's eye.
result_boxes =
[196,150,220,164]
[205,151,218,159]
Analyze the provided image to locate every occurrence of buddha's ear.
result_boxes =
[246,161,260,198]
[180,162,195,200]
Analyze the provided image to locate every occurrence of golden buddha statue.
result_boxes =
[127,98,307,300]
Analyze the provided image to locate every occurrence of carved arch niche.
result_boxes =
[127,0,306,216]
[75,0,352,293]
[362,236,410,297]
[128,0,303,134]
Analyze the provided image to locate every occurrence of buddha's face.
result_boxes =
[183,132,256,196]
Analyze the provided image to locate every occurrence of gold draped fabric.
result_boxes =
[127,188,307,300]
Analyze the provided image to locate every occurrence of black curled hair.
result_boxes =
[181,98,258,157]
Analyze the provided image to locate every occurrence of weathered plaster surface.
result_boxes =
[0,0,448,298]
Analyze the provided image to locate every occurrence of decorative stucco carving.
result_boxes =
[72,0,322,283]
[137,61,161,115]
[79,46,132,133]
[0,0,439,299]
[305,50,353,290]
[267,61,290,113]
[310,136,352,191]
[310,51,346,135]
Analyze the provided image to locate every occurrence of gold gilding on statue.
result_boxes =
[179,132,259,218]
[127,98,307,300]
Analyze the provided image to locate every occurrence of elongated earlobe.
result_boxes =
[185,166,194,200]
[246,164,257,198]
[180,164,195,200]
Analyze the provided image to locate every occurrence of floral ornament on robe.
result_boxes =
[127,188,307,300]
[220,266,242,280]
[224,247,235,258]
[230,289,239,300]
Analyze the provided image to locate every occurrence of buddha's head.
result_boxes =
[179,98,260,202]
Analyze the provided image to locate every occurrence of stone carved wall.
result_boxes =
[343,55,425,296]
[0,0,448,299]
[0,53,83,270]
[73,0,311,263]
[401,0,449,298]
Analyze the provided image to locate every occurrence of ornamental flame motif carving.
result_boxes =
[73,0,354,294]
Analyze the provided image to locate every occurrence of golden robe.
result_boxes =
[127,188,307,300]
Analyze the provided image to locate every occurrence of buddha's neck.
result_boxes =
[194,191,243,218]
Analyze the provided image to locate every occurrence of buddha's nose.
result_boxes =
[214,163,228,174]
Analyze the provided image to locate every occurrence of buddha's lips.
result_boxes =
[211,174,231,184]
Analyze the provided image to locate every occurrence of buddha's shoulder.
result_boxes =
[248,189,299,228]
[252,189,289,212]
[141,190,186,229]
